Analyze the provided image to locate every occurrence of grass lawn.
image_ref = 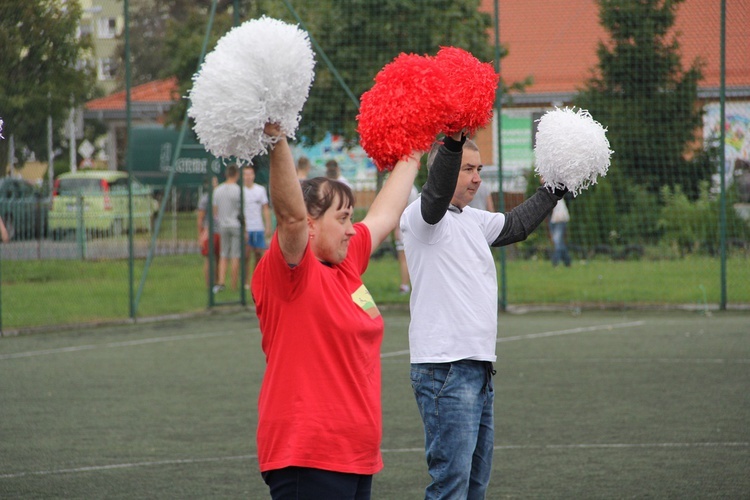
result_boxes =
[1,252,748,332]
[363,253,750,307]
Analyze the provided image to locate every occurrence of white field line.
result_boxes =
[0,330,247,360]
[497,320,645,343]
[383,442,750,453]
[0,454,257,479]
[501,357,750,364]
[2,442,748,479]
[380,321,646,358]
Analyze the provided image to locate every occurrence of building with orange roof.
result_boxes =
[479,0,749,102]
[473,0,749,194]
[83,78,179,170]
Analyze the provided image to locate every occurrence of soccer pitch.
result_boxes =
[1,309,748,498]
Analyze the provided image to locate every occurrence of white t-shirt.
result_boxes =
[550,199,570,223]
[243,184,269,232]
[334,175,352,188]
[400,198,506,363]
[467,182,491,211]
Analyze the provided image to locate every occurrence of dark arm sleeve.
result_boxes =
[420,136,465,225]
[491,186,563,247]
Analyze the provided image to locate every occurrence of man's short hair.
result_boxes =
[297,156,311,170]
[325,159,340,179]
[427,137,479,169]
[225,163,239,178]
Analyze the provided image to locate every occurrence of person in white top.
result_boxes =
[549,197,572,267]
[467,180,495,211]
[242,166,272,287]
[400,132,567,499]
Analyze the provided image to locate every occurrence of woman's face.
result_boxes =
[308,194,356,264]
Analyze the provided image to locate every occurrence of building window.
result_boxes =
[78,21,93,38]
[98,58,118,81]
[97,17,117,39]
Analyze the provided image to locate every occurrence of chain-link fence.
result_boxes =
[1,0,748,333]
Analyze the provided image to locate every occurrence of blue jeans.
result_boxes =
[549,222,571,267]
[411,360,495,499]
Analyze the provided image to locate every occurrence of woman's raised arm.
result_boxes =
[265,123,308,265]
[361,151,422,253]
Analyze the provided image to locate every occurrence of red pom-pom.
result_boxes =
[436,47,499,136]
[357,53,448,171]
[357,48,499,171]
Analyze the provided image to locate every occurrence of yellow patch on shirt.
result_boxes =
[352,284,381,319]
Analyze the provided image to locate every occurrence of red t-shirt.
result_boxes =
[251,223,384,475]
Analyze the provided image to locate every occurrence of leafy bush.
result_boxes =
[566,167,661,254]
[658,181,750,256]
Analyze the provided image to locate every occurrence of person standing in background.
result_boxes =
[549,197,572,267]
[0,215,9,243]
[467,181,494,212]
[212,164,242,293]
[242,166,272,288]
[296,156,311,180]
[325,159,352,188]
[197,176,220,285]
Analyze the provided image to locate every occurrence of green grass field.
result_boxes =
[2,252,749,332]
[1,309,748,498]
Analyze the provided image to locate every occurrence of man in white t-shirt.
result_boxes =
[401,133,567,499]
[242,166,272,288]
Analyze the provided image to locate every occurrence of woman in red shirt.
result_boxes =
[251,123,421,499]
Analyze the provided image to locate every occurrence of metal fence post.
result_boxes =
[76,194,86,260]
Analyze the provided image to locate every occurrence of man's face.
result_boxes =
[243,168,256,186]
[451,148,483,209]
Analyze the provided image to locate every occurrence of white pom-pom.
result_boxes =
[188,16,315,163]
[534,107,613,196]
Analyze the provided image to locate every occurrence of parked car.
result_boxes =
[0,177,49,240]
[48,171,157,238]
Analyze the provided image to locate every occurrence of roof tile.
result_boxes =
[85,77,179,111]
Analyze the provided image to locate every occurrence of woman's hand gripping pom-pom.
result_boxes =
[534,107,613,197]
[357,53,448,172]
[188,16,315,163]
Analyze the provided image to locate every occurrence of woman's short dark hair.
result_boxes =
[300,177,355,219]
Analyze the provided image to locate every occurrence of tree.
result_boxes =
[297,0,497,144]
[115,0,266,88]
[0,0,96,173]
[144,0,501,145]
[127,0,284,126]
[575,0,712,199]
